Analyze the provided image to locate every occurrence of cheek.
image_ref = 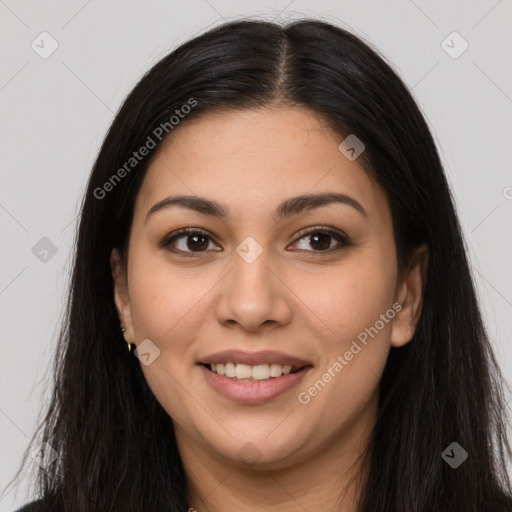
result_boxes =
[296,248,396,402]
[126,251,209,424]
[127,249,214,342]
[302,253,397,338]
[297,286,394,434]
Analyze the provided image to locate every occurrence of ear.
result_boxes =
[110,248,134,345]
[390,243,429,348]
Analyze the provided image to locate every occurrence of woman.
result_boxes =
[6,18,512,512]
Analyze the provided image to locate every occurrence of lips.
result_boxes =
[199,350,312,369]
[198,350,313,404]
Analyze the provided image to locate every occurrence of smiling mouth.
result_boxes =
[202,362,306,381]
[199,355,313,404]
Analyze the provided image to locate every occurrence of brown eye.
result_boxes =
[309,232,332,251]
[162,226,349,256]
[185,233,209,251]
[162,228,219,254]
[290,228,350,253]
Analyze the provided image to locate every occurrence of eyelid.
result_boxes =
[288,225,350,252]
[291,225,348,242]
[161,225,350,253]
[159,227,219,251]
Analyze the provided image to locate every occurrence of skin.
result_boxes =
[111,106,428,511]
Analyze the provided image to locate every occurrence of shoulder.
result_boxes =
[15,499,45,512]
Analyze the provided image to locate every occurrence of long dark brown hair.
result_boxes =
[5,18,512,512]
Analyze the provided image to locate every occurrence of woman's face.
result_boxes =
[111,106,426,471]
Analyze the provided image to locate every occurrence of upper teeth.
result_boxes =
[210,362,293,380]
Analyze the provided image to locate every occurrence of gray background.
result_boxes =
[1,1,511,510]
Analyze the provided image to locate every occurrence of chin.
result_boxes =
[193,419,314,469]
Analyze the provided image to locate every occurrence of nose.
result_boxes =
[214,247,292,333]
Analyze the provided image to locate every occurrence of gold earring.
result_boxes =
[121,327,133,352]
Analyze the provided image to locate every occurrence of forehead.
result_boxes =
[134,107,388,222]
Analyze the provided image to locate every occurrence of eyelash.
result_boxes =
[160,226,351,256]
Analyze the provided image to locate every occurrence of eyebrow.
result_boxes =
[144,192,367,224]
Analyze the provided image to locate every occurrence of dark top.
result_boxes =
[14,497,512,511]
[15,500,44,512]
